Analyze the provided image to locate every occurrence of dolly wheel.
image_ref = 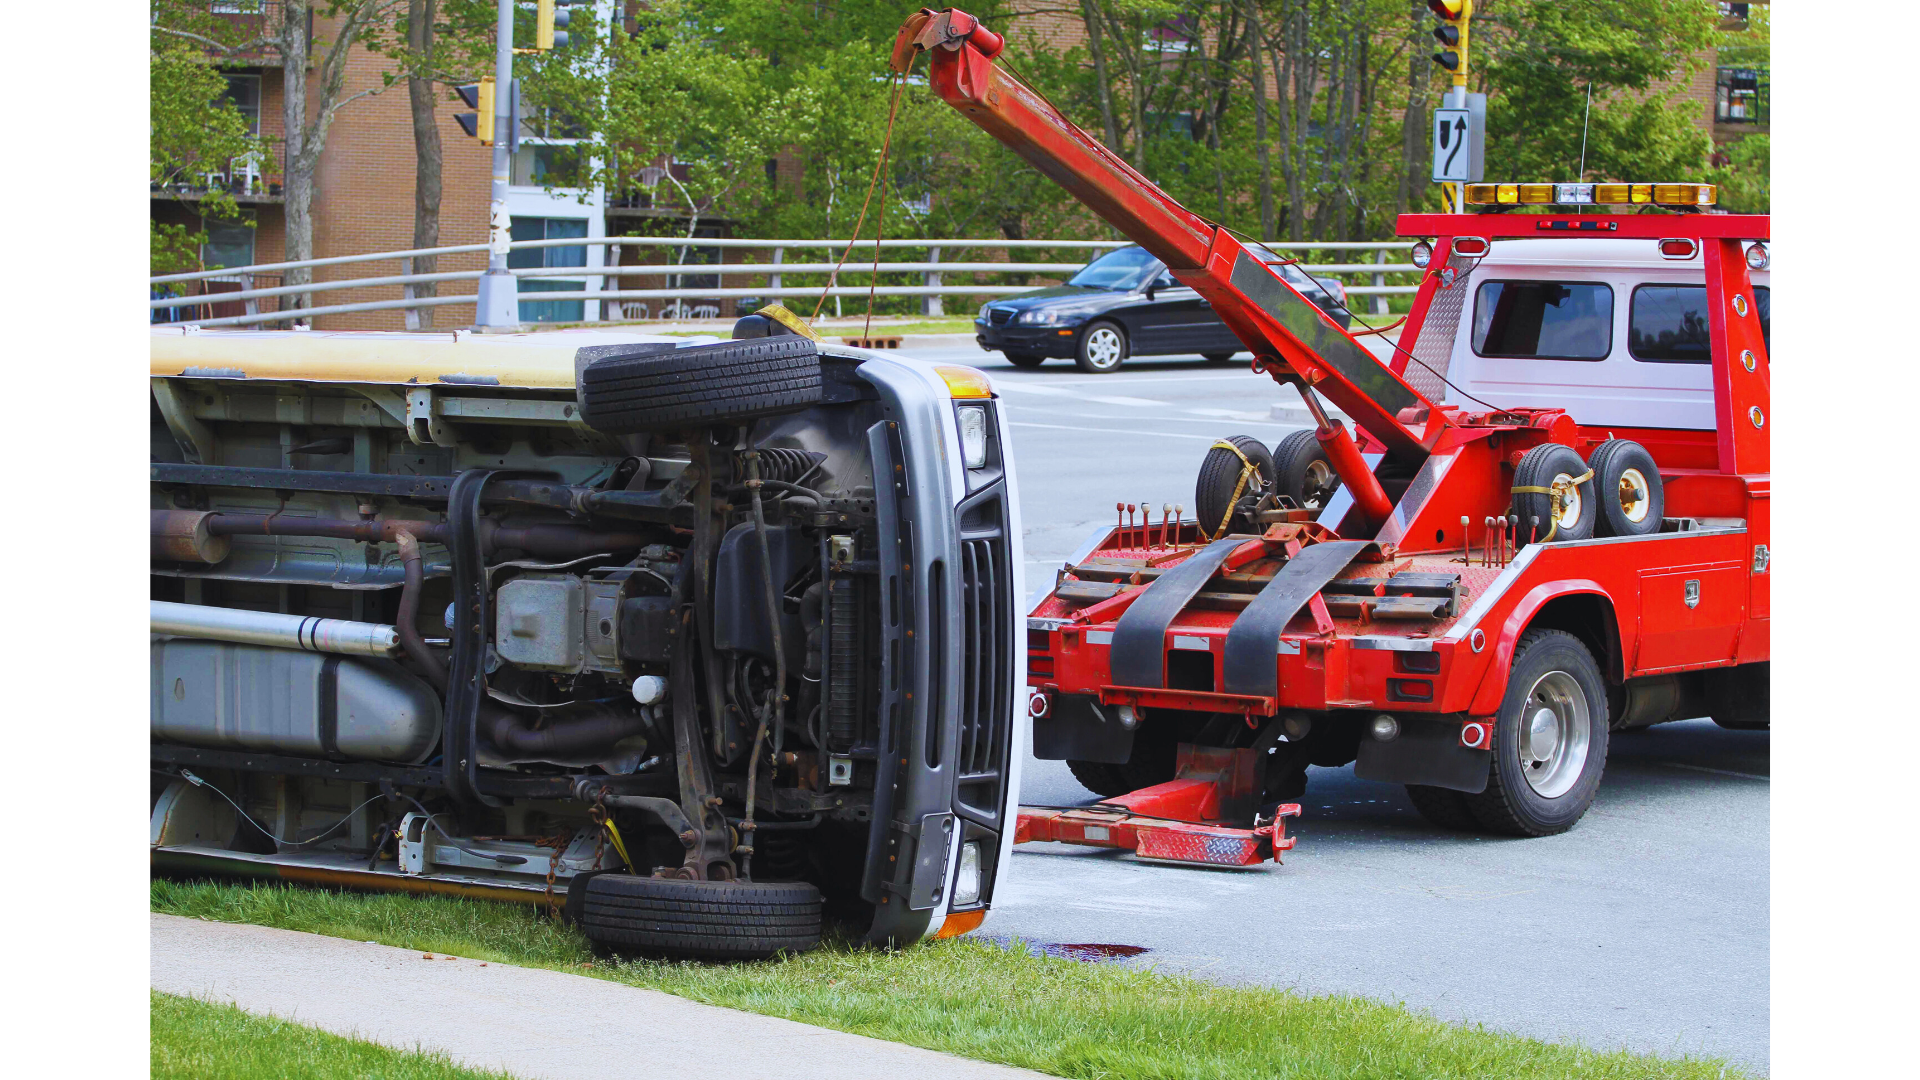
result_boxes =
[1464,630,1610,837]
[1272,429,1340,510]
[1194,435,1276,538]
[1586,439,1664,537]
[1511,443,1597,544]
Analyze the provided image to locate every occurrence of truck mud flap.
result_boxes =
[1110,537,1251,688]
[1222,540,1370,698]
[1031,694,1134,764]
[1353,716,1490,793]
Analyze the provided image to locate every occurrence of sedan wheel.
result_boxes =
[1076,322,1127,374]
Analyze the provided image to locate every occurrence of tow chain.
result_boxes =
[540,831,570,920]
[1207,440,1261,540]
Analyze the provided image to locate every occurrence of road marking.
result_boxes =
[994,371,1257,387]
[1658,762,1769,782]
[992,383,1166,407]
[1011,409,1294,428]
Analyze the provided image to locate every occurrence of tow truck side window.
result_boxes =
[1471,281,1613,361]
[1630,284,1771,363]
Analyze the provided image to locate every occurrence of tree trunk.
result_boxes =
[1078,0,1121,153]
[1244,0,1275,241]
[406,0,441,331]
[280,2,314,320]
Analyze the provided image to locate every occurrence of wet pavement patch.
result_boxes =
[1033,942,1150,962]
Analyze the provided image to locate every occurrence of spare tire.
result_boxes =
[579,337,824,435]
[576,873,823,960]
[1195,435,1275,539]
[1510,442,1597,545]
[1271,429,1340,511]
[1586,439,1664,537]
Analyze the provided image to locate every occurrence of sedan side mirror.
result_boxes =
[1144,283,1157,302]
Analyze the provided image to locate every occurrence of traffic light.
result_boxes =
[453,80,494,144]
[535,0,575,51]
[1428,0,1471,85]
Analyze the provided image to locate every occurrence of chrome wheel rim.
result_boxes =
[1084,327,1123,370]
[1518,669,1591,799]
[1551,471,1584,530]
[1301,460,1338,508]
[1616,467,1651,524]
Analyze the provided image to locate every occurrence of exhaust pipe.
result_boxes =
[151,601,400,658]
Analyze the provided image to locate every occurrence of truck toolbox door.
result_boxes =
[1633,563,1748,673]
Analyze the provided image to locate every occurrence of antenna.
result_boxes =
[1578,81,1594,182]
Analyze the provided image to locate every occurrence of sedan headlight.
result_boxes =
[953,841,982,906]
[977,301,993,321]
[956,405,989,469]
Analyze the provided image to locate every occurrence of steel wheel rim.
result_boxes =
[1084,327,1123,369]
[1551,471,1584,530]
[1517,669,1590,798]
[1301,460,1337,508]
[1616,467,1651,524]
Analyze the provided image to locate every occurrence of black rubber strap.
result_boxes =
[443,468,499,808]
[1109,536,1256,689]
[1222,540,1371,698]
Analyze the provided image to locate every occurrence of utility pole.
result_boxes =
[474,0,519,329]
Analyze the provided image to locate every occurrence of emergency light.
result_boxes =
[1463,183,1716,208]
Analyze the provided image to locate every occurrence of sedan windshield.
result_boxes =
[1068,247,1159,291]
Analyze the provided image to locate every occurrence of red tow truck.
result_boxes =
[894,8,1769,864]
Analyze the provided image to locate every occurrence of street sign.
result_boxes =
[1432,107,1479,182]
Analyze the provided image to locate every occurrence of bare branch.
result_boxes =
[152,25,273,55]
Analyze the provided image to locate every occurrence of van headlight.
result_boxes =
[953,841,982,906]
[956,405,989,469]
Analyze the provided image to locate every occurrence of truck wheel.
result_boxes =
[1066,759,1130,797]
[575,874,823,960]
[1511,443,1597,545]
[1195,435,1275,539]
[1586,439,1664,537]
[1405,784,1480,831]
[1075,321,1128,373]
[578,337,823,435]
[1465,630,1610,837]
[1005,351,1046,368]
[1271,429,1340,510]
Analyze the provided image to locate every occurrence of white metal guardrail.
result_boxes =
[151,236,1422,329]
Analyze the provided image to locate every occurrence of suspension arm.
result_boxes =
[892,8,1434,460]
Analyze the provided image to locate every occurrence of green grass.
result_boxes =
[153,879,1746,1080]
[152,990,514,1080]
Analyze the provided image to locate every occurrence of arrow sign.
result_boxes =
[1432,107,1477,182]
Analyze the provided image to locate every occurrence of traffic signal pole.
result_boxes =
[474,0,520,329]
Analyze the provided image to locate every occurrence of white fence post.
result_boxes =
[924,246,943,317]
[1373,249,1388,317]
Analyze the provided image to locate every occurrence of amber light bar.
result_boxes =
[1463,183,1716,207]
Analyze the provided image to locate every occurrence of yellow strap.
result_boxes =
[754,303,820,341]
[603,819,634,871]
[1207,440,1260,541]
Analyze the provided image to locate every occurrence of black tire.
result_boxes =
[1511,443,1597,545]
[1586,439,1664,537]
[576,874,823,960]
[1271,429,1340,511]
[1066,759,1131,798]
[579,336,823,435]
[1201,351,1238,363]
[1464,630,1610,837]
[1075,320,1128,374]
[1195,435,1276,539]
[1004,351,1047,369]
[1406,785,1480,832]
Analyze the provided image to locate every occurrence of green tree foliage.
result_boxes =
[149,7,272,274]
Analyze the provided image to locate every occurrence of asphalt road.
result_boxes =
[920,343,1771,1074]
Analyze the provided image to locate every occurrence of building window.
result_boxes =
[201,216,257,270]
[1715,67,1768,125]
[222,74,261,134]
[510,217,589,322]
[1471,281,1614,361]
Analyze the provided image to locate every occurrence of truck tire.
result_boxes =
[1066,759,1130,797]
[1511,443,1597,545]
[1271,429,1340,511]
[579,337,823,435]
[1464,630,1610,837]
[1195,435,1275,539]
[575,873,823,960]
[1405,784,1480,831]
[1075,321,1128,373]
[1586,439,1664,537]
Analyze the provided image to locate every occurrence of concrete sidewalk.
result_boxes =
[151,914,1053,1080]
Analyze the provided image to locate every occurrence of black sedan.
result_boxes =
[973,244,1351,373]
